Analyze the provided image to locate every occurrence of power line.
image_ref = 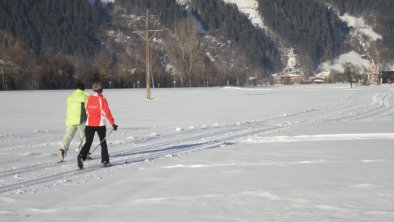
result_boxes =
[133,10,163,100]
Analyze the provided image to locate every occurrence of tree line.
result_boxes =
[1,0,279,90]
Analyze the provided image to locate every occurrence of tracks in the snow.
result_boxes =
[0,124,275,193]
[1,89,394,194]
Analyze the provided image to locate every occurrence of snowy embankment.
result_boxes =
[1,84,394,221]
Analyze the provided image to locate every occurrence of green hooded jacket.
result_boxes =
[65,89,89,126]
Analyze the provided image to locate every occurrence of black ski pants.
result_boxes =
[79,126,109,163]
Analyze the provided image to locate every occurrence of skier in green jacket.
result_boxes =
[58,82,89,162]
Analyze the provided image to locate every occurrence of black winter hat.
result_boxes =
[75,82,85,91]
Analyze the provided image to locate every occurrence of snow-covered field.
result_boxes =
[1,84,394,221]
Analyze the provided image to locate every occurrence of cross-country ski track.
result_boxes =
[1,88,394,194]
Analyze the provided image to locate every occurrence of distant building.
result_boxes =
[313,77,326,84]
[272,68,304,85]
[314,71,330,84]
[382,71,394,84]
[369,59,379,82]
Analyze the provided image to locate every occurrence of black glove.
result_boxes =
[112,124,118,131]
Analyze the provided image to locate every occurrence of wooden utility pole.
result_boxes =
[134,10,162,99]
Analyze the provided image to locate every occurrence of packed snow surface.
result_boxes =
[1,84,394,221]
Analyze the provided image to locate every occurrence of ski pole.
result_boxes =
[89,129,114,155]
[70,135,86,160]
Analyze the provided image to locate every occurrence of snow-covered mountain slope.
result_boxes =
[318,8,384,75]
[114,0,390,76]
[222,0,265,30]
[104,0,392,78]
[223,0,386,74]
[220,0,298,72]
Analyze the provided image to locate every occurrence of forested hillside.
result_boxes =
[116,0,185,29]
[0,0,393,90]
[190,0,281,73]
[257,0,346,73]
[257,0,394,73]
[0,0,107,56]
[326,0,394,52]
[1,0,281,90]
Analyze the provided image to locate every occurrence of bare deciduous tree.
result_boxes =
[4,41,36,89]
[93,50,113,85]
[174,17,200,87]
[166,35,186,87]
[0,30,15,54]
[344,63,356,88]
[114,53,137,88]
[371,40,392,85]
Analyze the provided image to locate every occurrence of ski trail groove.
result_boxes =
[0,125,277,193]
[0,93,358,192]
[2,89,391,194]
